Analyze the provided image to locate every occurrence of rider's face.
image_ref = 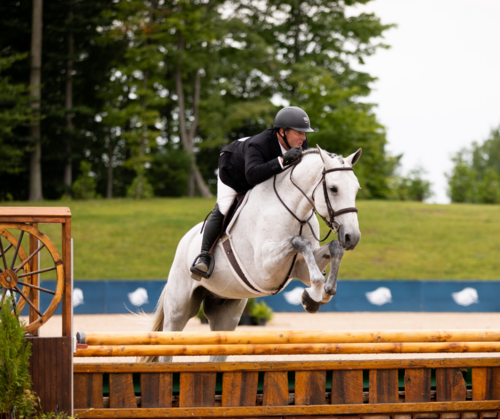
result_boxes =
[280,128,306,150]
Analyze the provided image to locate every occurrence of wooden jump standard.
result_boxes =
[74,330,500,418]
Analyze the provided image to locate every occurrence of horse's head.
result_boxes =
[314,146,362,250]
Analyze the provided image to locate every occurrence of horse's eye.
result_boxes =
[330,186,338,194]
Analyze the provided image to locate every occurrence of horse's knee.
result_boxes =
[329,240,344,260]
[291,235,312,253]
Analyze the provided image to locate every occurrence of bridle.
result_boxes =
[273,150,358,243]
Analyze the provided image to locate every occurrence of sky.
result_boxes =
[349,0,500,203]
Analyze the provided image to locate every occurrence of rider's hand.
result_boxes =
[282,147,303,166]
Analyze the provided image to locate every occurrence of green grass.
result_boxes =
[2,199,500,280]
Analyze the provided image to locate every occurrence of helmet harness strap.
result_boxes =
[277,128,292,150]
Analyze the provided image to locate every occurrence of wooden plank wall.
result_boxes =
[27,336,72,413]
[73,359,500,417]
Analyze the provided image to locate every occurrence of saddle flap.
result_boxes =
[207,190,250,256]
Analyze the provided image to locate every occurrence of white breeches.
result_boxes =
[217,176,238,215]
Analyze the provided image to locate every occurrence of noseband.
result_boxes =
[273,154,358,243]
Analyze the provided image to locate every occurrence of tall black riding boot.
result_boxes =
[190,203,225,280]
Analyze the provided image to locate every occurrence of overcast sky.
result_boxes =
[349,0,500,203]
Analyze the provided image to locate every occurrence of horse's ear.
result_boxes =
[316,144,330,165]
[346,148,362,166]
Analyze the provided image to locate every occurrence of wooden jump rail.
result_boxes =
[73,329,500,417]
[78,329,500,345]
[75,329,500,357]
[75,342,500,357]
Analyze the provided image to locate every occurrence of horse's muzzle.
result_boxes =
[338,225,360,250]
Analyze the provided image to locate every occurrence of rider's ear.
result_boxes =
[346,148,362,166]
[316,145,330,165]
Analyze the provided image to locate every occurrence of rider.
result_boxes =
[190,106,315,279]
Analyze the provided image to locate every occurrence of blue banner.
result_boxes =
[19,279,500,315]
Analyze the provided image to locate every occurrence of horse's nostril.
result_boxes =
[345,234,351,245]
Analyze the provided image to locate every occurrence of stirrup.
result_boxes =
[190,254,215,281]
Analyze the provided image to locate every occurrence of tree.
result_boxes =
[97,0,164,199]
[170,1,219,197]
[471,127,500,179]
[225,0,397,198]
[390,166,433,202]
[447,126,500,204]
[64,0,74,197]
[447,150,475,203]
[72,160,97,199]
[0,0,398,200]
[0,55,33,184]
[29,0,43,201]
[476,167,500,204]
[0,0,121,200]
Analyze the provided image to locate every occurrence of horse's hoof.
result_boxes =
[301,289,321,313]
[191,272,203,281]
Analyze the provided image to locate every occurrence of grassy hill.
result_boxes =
[2,199,500,280]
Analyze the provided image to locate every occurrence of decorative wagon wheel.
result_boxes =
[0,223,64,333]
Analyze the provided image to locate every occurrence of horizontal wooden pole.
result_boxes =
[79,329,500,346]
[73,357,500,373]
[74,400,500,418]
[74,341,500,357]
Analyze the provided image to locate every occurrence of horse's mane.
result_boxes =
[302,148,345,163]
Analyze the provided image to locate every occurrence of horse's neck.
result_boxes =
[272,157,322,221]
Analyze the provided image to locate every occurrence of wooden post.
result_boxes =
[62,219,72,337]
[0,207,73,413]
[29,222,39,335]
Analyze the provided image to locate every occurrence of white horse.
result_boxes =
[148,146,362,362]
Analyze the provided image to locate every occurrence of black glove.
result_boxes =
[282,147,303,166]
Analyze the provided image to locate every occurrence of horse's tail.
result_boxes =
[139,283,167,363]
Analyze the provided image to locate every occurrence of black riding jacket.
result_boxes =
[219,129,308,193]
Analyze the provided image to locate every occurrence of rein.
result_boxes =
[273,154,358,242]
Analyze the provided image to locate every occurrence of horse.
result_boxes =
[147,146,362,362]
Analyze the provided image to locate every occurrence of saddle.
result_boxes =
[206,191,247,256]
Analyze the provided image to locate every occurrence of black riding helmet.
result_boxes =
[274,106,315,133]
[273,106,314,149]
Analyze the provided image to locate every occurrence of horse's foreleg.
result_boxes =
[323,240,344,297]
[291,236,326,314]
[204,296,247,362]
